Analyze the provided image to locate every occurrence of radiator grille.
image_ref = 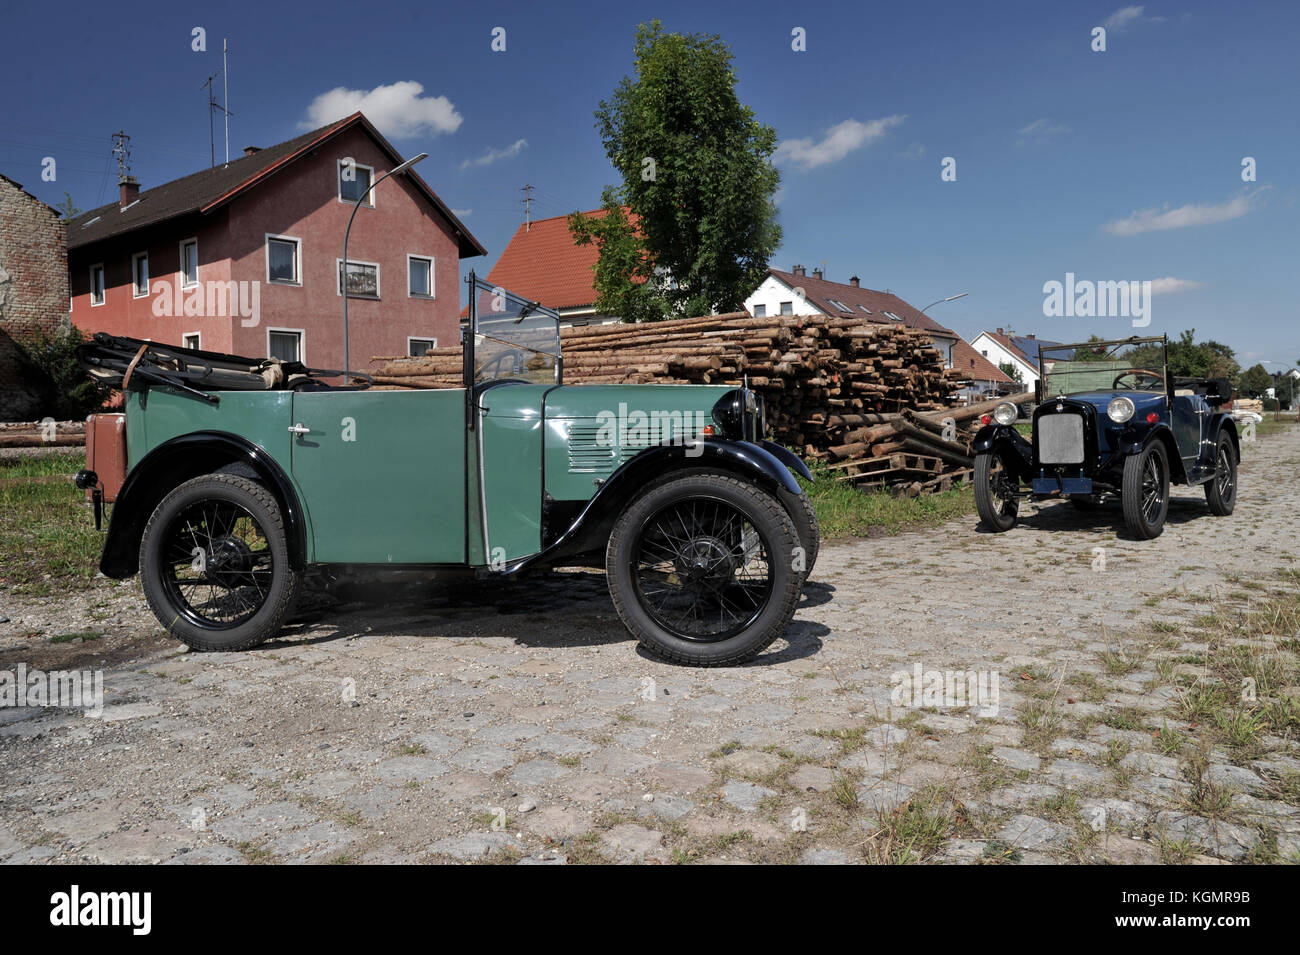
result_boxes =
[567,420,696,473]
[1037,414,1085,464]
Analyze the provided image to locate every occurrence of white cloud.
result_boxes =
[899,142,926,159]
[302,81,462,138]
[1017,118,1069,146]
[1148,277,1206,295]
[459,138,528,171]
[775,115,906,170]
[1105,191,1264,235]
[451,208,472,217]
[1103,6,1165,30]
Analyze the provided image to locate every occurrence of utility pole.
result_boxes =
[111,131,135,185]
[520,183,534,231]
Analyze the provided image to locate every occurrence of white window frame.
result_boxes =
[407,336,438,356]
[266,327,306,363]
[337,159,376,207]
[265,233,303,286]
[182,332,201,350]
[406,254,435,299]
[178,237,199,288]
[89,263,105,306]
[131,251,149,298]
[336,258,380,299]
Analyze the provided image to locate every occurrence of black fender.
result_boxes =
[1118,422,1186,483]
[971,424,1033,481]
[99,431,307,579]
[759,440,813,482]
[506,437,800,573]
[1210,414,1241,461]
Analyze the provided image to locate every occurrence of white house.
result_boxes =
[745,266,961,367]
[969,328,1065,391]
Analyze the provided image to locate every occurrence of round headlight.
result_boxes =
[1107,396,1136,423]
[993,402,1018,425]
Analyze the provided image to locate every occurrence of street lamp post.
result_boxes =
[341,152,428,376]
[915,292,968,369]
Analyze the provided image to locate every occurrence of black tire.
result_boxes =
[777,484,820,579]
[606,472,802,666]
[974,451,1018,531]
[1204,432,1238,516]
[139,474,300,651]
[1122,440,1170,539]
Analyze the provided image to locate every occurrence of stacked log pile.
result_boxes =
[0,420,85,448]
[369,312,1032,493]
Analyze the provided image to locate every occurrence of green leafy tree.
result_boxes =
[1239,363,1272,398]
[16,326,110,419]
[54,192,81,218]
[579,20,782,320]
[998,360,1024,384]
[567,187,669,324]
[1123,329,1240,382]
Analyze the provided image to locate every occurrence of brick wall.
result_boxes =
[0,175,69,420]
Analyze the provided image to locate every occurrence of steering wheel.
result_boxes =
[1112,368,1164,391]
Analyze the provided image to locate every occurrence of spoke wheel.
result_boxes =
[1205,433,1238,516]
[974,451,1019,531]
[140,474,300,651]
[1121,440,1170,539]
[632,497,775,642]
[606,472,802,667]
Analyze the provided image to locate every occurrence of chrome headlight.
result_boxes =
[1107,396,1136,423]
[993,402,1018,426]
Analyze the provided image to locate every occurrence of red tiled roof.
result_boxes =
[766,269,958,337]
[66,112,484,257]
[953,338,1013,383]
[485,208,641,310]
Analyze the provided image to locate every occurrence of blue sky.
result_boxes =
[3,0,1296,366]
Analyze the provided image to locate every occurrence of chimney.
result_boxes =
[118,176,139,209]
[243,146,262,157]
[1027,333,1036,340]
[996,327,1004,335]
[849,275,860,287]
[792,264,805,277]
[813,267,824,280]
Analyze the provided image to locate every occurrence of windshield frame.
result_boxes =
[464,272,563,390]
[1038,335,1169,400]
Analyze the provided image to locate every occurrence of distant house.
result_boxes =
[745,266,961,367]
[951,338,1015,399]
[969,328,1067,391]
[66,111,484,370]
[480,208,637,325]
[0,173,68,420]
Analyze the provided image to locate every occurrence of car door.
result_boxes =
[289,389,466,564]
[1170,391,1209,477]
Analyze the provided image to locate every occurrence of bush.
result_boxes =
[17,326,110,420]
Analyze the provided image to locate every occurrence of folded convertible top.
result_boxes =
[77,333,369,402]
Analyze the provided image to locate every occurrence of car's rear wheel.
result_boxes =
[1204,432,1237,516]
[974,450,1018,531]
[1122,440,1170,539]
[139,474,300,651]
[606,472,802,666]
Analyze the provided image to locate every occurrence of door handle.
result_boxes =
[288,423,311,435]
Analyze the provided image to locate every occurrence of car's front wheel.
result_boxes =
[1204,432,1238,516]
[606,472,803,666]
[974,450,1019,531]
[139,474,300,651]
[1122,440,1170,539]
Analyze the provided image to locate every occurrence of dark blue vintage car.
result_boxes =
[971,335,1239,539]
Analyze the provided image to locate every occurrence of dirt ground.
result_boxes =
[2,427,1297,865]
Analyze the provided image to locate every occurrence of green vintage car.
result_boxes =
[74,278,819,666]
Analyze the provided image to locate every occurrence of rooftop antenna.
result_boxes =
[521,183,534,231]
[223,39,230,166]
[111,130,135,186]
[202,70,222,168]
